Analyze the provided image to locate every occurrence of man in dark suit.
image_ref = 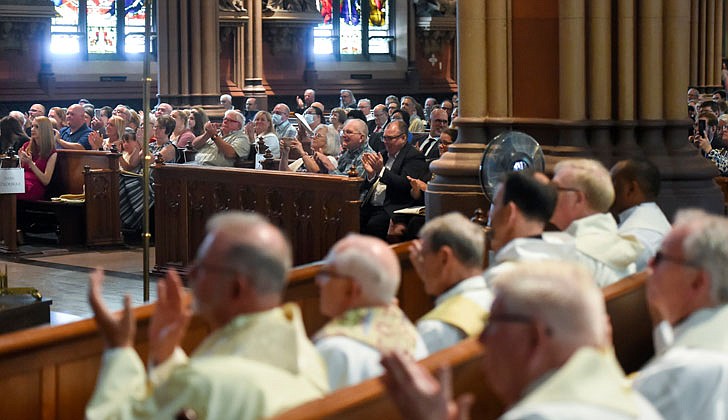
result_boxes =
[413,108,449,165]
[368,104,389,153]
[360,120,427,240]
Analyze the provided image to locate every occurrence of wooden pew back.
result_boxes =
[603,270,654,373]
[47,149,120,197]
[153,164,363,270]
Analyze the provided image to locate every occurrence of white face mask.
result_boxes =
[271,113,282,126]
[305,114,316,125]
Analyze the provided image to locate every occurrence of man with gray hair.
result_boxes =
[314,234,428,390]
[383,260,662,419]
[340,89,357,109]
[546,158,643,286]
[633,209,728,420]
[219,94,234,110]
[192,109,250,166]
[410,213,492,353]
[86,211,328,419]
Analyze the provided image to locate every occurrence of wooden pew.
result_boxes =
[16,149,122,246]
[274,271,655,419]
[0,193,17,252]
[603,270,654,374]
[0,304,211,420]
[153,164,363,271]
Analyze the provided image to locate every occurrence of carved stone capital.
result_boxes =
[415,16,456,57]
[262,10,321,56]
[219,0,246,13]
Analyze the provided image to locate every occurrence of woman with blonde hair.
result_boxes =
[48,107,67,129]
[245,110,280,169]
[17,116,58,201]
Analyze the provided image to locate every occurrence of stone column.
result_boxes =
[426,0,488,219]
[588,0,612,162]
[558,0,586,121]
[157,0,221,108]
[487,0,508,118]
[243,0,266,109]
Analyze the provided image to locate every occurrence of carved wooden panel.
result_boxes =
[84,170,122,246]
[153,165,362,270]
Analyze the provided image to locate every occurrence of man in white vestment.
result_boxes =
[85,212,328,419]
[610,159,671,271]
[485,171,577,281]
[411,213,492,354]
[633,209,728,420]
[382,261,663,420]
[314,234,428,390]
[546,158,643,287]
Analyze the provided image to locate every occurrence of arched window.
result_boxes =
[314,0,394,60]
[51,0,155,59]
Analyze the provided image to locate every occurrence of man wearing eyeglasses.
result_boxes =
[325,118,374,178]
[545,158,643,287]
[314,234,427,390]
[633,209,728,420]
[192,110,250,167]
[413,108,449,165]
[360,120,427,240]
[383,260,662,419]
[86,211,328,419]
[26,103,46,136]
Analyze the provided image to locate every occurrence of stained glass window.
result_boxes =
[314,0,393,60]
[50,0,155,58]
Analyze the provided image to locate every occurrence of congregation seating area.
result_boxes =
[0,150,122,252]
[0,240,654,420]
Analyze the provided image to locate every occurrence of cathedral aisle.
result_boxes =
[0,245,158,323]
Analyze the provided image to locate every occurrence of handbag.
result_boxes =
[0,159,25,194]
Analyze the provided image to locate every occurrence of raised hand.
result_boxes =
[148,269,192,366]
[88,130,103,150]
[88,267,136,349]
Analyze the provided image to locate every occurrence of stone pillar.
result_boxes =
[243,0,266,109]
[426,0,488,220]
[157,0,221,108]
[406,0,420,86]
[487,0,508,118]
[558,0,586,121]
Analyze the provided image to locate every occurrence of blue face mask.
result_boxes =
[305,114,316,125]
[271,113,282,126]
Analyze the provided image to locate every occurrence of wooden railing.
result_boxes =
[152,164,363,272]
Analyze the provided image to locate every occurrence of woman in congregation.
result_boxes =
[0,115,30,154]
[118,130,142,172]
[188,108,209,138]
[170,109,195,149]
[279,124,339,173]
[47,107,67,130]
[88,116,126,151]
[17,116,57,201]
[147,115,178,163]
[245,110,280,169]
[329,107,347,135]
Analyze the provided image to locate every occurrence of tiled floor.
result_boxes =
[0,244,159,323]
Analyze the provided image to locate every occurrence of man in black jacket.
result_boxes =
[360,120,427,239]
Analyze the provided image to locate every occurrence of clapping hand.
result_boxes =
[88,267,136,349]
[148,269,192,366]
[362,152,384,177]
[88,130,103,150]
[381,351,473,420]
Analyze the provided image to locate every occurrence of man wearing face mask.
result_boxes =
[271,103,296,140]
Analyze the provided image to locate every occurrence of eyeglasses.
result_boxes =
[343,129,362,136]
[651,251,701,268]
[223,117,240,124]
[383,133,404,142]
[432,119,449,124]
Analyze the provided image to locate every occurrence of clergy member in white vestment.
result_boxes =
[410,213,492,354]
[546,158,643,287]
[483,170,582,284]
[610,159,671,271]
[85,212,328,420]
[633,209,728,420]
[382,261,663,420]
[314,234,428,390]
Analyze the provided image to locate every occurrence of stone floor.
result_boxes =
[0,243,159,324]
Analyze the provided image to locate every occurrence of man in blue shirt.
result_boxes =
[57,103,93,150]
